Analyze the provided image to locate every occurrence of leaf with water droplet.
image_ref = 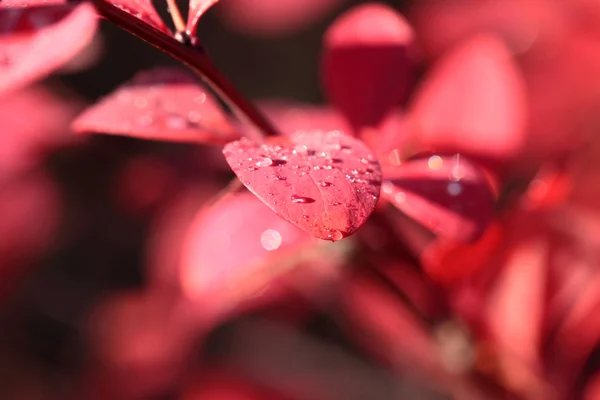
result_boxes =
[186,0,218,36]
[0,0,98,95]
[383,154,495,242]
[179,192,317,322]
[322,3,416,128]
[72,67,239,145]
[223,130,383,241]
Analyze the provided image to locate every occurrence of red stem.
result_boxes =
[92,0,279,142]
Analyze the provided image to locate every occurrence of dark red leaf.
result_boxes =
[382,154,495,242]
[0,1,98,95]
[223,131,382,241]
[408,35,527,167]
[98,0,169,33]
[72,67,239,145]
[186,0,218,36]
[322,3,416,128]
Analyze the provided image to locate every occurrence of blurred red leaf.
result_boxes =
[0,84,81,181]
[259,100,350,137]
[179,192,319,321]
[409,35,527,167]
[182,370,291,400]
[223,131,382,241]
[340,270,441,379]
[97,0,169,33]
[86,291,197,400]
[485,239,546,372]
[187,0,218,36]
[73,67,239,145]
[322,3,416,128]
[0,1,98,95]
[421,222,503,284]
[382,154,495,242]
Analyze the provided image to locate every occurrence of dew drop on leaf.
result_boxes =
[291,195,315,204]
[255,157,273,167]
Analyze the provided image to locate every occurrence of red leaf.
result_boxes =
[223,131,382,241]
[409,35,527,167]
[179,192,318,321]
[259,100,351,137]
[322,3,416,128]
[72,67,239,145]
[485,239,547,371]
[0,84,80,181]
[382,154,495,242]
[98,0,169,33]
[0,1,98,95]
[186,0,218,36]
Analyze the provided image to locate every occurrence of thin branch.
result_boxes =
[166,0,186,33]
[92,0,280,142]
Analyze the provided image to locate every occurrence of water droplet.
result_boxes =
[293,145,308,155]
[325,230,344,241]
[340,145,352,154]
[447,182,463,196]
[165,114,187,130]
[428,155,443,170]
[394,192,406,203]
[188,110,202,123]
[322,165,333,170]
[318,181,332,187]
[247,166,259,171]
[307,150,316,156]
[291,195,315,204]
[331,202,341,206]
[346,175,355,183]
[255,157,273,167]
[260,229,282,251]
[360,158,370,165]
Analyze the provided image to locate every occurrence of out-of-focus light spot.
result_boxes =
[394,192,406,203]
[260,229,282,251]
[447,182,463,196]
[428,155,443,170]
[388,149,402,166]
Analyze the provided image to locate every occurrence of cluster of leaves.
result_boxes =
[3,0,600,399]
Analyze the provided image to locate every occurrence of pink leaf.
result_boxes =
[382,154,495,242]
[73,67,239,145]
[223,131,382,241]
[179,192,318,321]
[259,100,351,137]
[186,0,218,36]
[409,35,527,166]
[0,1,98,95]
[98,0,169,33]
[322,3,416,128]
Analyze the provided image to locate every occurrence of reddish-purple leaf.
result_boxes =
[186,0,218,36]
[223,131,382,241]
[0,1,98,95]
[382,154,495,242]
[322,3,416,128]
[408,35,527,166]
[98,0,169,33]
[73,67,239,145]
[179,192,319,322]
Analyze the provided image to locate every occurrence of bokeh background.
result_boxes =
[3,0,600,399]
